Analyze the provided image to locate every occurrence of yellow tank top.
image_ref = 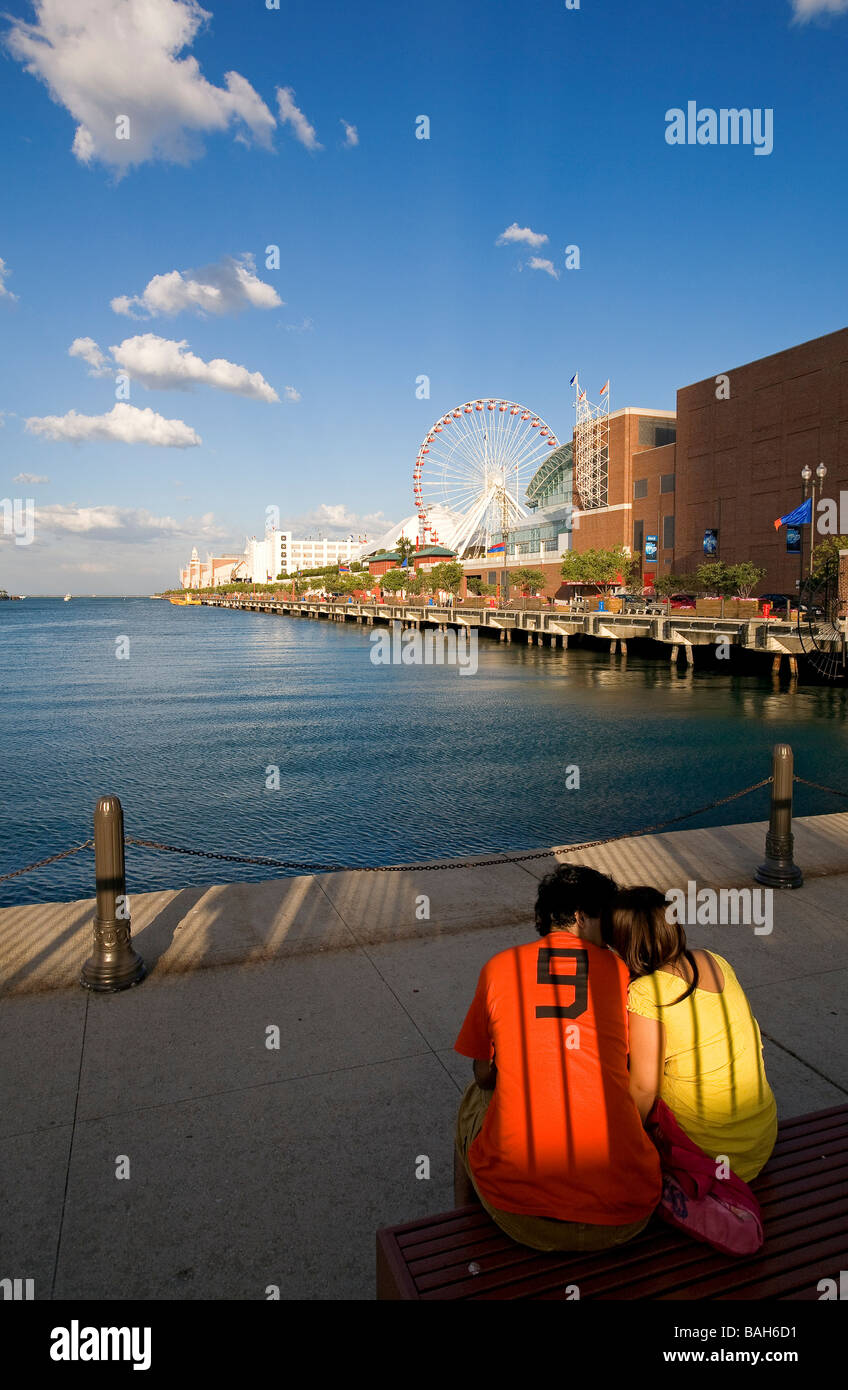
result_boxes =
[627,952,777,1182]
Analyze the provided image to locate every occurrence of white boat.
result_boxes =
[63,593,71,602]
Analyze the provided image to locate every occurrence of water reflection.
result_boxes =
[1,599,846,905]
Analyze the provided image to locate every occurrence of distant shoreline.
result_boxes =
[0,594,156,600]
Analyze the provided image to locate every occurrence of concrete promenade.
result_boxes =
[1,813,847,1300]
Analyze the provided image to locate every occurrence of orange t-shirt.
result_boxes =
[455,933,661,1224]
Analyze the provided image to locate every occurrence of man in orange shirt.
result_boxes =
[454,865,661,1251]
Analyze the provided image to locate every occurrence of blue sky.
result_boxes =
[1,0,847,593]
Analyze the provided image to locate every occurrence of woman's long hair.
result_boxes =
[603,885,700,1004]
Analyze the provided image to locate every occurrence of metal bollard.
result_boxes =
[755,745,803,889]
[80,796,146,991]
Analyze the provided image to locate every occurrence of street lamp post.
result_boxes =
[500,522,508,606]
[809,462,827,579]
[801,462,828,584]
[495,482,510,607]
[800,465,812,597]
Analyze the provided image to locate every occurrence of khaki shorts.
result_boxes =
[455,1081,651,1253]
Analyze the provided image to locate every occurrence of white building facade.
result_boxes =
[179,547,246,589]
[244,531,363,581]
[181,531,364,588]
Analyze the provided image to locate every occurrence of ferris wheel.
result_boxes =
[413,398,560,557]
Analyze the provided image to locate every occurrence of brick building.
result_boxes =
[672,327,848,593]
[469,326,848,601]
[572,410,678,577]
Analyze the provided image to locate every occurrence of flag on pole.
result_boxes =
[569,373,579,386]
[774,497,812,530]
[599,380,609,396]
[487,541,506,554]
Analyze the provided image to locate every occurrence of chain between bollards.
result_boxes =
[80,795,146,992]
[755,744,804,889]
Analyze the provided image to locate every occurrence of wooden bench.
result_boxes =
[376,1103,848,1299]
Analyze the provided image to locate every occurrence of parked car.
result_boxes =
[759,593,793,610]
[669,593,697,610]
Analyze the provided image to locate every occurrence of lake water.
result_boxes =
[2,597,847,906]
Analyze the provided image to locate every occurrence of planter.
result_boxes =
[695,599,722,617]
[729,599,759,617]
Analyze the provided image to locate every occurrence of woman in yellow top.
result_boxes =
[604,886,777,1183]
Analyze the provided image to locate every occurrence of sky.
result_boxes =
[1,0,847,594]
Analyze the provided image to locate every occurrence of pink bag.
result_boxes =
[646,1098,764,1256]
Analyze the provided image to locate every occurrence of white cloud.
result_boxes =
[283,385,301,402]
[340,119,359,148]
[285,502,389,538]
[284,317,314,333]
[276,86,322,150]
[69,336,112,376]
[25,402,201,447]
[33,503,227,541]
[496,223,548,248]
[527,257,560,280]
[6,0,276,172]
[13,472,50,484]
[109,334,278,401]
[0,257,18,301]
[111,253,281,318]
[1,500,238,591]
[792,0,848,17]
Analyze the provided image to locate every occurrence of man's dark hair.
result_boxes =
[534,864,619,937]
